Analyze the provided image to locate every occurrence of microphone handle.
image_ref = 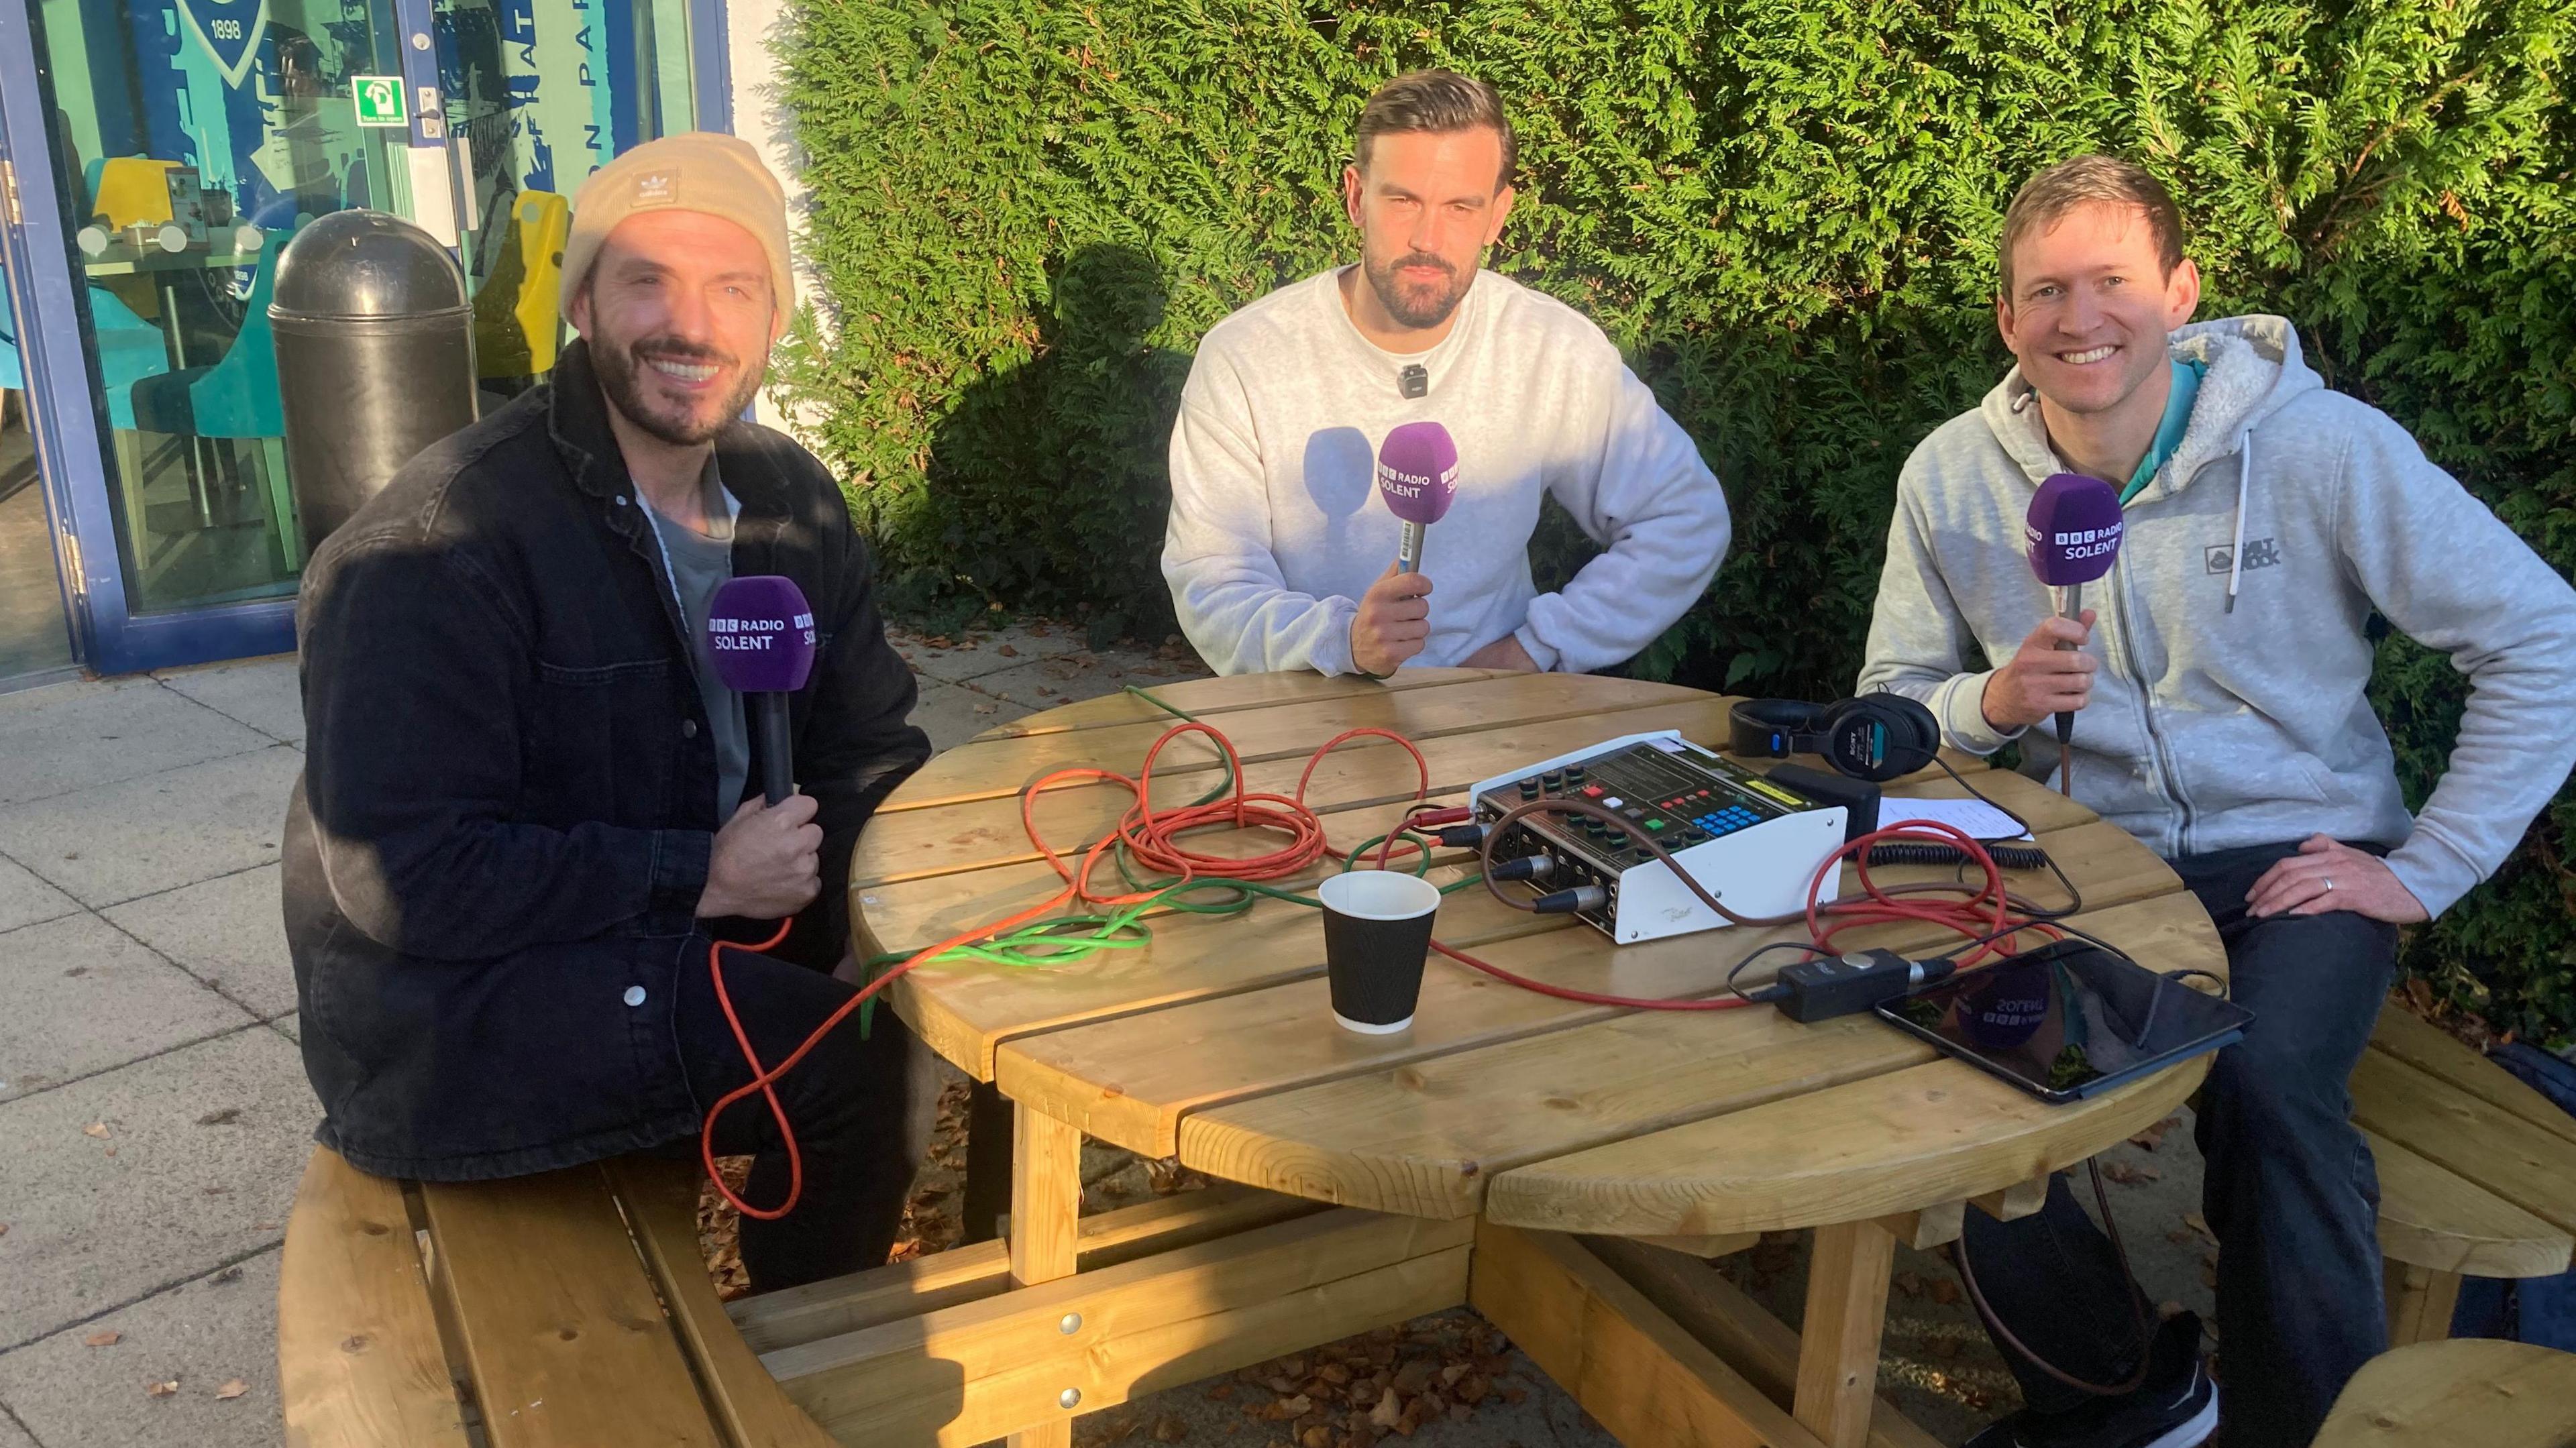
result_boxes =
[753,692,794,805]
[2052,580,2082,765]
[1397,520,1426,574]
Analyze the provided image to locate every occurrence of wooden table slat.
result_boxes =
[418,1168,722,1448]
[998,812,2159,1158]
[1481,1046,2210,1239]
[851,693,1743,887]
[1177,890,2212,1219]
[888,673,1697,814]
[965,667,1505,744]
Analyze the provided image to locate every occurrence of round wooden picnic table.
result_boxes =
[849,669,2223,1448]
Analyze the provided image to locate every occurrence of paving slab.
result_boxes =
[269,1013,298,1044]
[104,863,293,1021]
[155,655,304,744]
[0,677,271,807]
[0,1408,33,1448]
[0,745,301,907]
[0,912,256,1103]
[0,1027,313,1347]
[911,679,1032,753]
[0,852,79,936]
[0,1249,281,1448]
[891,622,1081,684]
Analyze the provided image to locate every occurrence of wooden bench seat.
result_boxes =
[2353,1008,2576,1345]
[280,1146,1457,1447]
[277,1146,835,1447]
[2314,1338,2576,1446]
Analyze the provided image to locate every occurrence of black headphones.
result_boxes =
[1729,693,1941,783]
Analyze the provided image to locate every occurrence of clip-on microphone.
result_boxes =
[1375,421,1458,575]
[2023,474,2125,793]
[706,575,818,804]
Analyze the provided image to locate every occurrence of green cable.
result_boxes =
[856,683,1480,1025]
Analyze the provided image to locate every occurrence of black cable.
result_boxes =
[1924,756,2084,920]
[1479,795,1807,928]
[1952,1157,2158,1398]
[1723,940,1822,1005]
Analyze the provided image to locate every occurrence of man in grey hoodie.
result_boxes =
[1860,155,2576,1448]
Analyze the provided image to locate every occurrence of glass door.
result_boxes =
[26,0,407,622]
[0,240,78,679]
[0,0,709,675]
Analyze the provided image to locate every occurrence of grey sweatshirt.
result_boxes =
[1859,315,2576,919]
[1163,268,1730,676]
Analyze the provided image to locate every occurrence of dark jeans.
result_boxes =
[660,940,917,1291]
[1960,839,2398,1447]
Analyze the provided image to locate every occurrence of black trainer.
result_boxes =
[1963,1310,2218,1448]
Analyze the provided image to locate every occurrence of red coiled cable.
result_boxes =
[702,721,1432,1218]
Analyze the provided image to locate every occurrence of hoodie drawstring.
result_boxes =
[2224,430,2251,614]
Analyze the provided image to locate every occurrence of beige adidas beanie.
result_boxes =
[559,132,793,323]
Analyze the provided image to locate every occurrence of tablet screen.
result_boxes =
[1880,938,2248,1097]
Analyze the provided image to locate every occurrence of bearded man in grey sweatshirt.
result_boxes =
[1861,154,2576,1448]
[1161,70,1729,678]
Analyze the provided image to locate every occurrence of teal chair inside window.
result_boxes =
[120,239,300,569]
[127,243,284,439]
[0,264,22,392]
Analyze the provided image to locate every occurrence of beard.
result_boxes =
[591,329,765,447]
[1362,247,1473,331]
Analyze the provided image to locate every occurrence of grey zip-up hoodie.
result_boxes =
[1858,315,2576,919]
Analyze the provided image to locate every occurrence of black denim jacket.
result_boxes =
[283,341,930,1180]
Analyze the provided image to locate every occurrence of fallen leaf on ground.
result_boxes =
[85,1331,121,1347]
[2128,1115,2181,1152]
[1152,1414,1187,1442]
[2102,1161,2161,1185]
[1929,1278,1962,1305]
[1369,1392,1404,1429]
[2182,1211,2218,1244]
[83,1122,109,1138]
[0,1222,9,1235]
[146,1380,178,1397]
[195,1108,240,1126]
[997,643,1018,657]
[210,1266,244,1286]
[214,1380,248,1400]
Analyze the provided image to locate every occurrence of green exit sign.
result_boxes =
[352,75,408,128]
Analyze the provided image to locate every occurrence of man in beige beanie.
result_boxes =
[286,132,934,1292]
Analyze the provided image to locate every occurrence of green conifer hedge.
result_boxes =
[776,0,2576,1046]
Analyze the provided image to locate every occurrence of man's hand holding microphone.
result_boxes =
[698,793,822,919]
[1354,421,1460,678]
[694,574,822,920]
[1981,608,2098,732]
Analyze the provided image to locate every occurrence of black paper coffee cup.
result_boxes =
[1318,871,1440,1034]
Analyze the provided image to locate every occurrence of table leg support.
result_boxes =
[1008,1107,1085,1448]
[1794,1219,1897,1448]
[2383,1259,2463,1347]
[963,1079,1014,1245]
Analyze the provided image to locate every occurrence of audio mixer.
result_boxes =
[1469,732,1849,944]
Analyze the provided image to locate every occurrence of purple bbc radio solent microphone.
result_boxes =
[1375,421,1459,573]
[706,575,818,805]
[2023,473,2126,766]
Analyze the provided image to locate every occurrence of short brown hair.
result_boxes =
[1354,70,1516,191]
[1998,154,2185,296]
